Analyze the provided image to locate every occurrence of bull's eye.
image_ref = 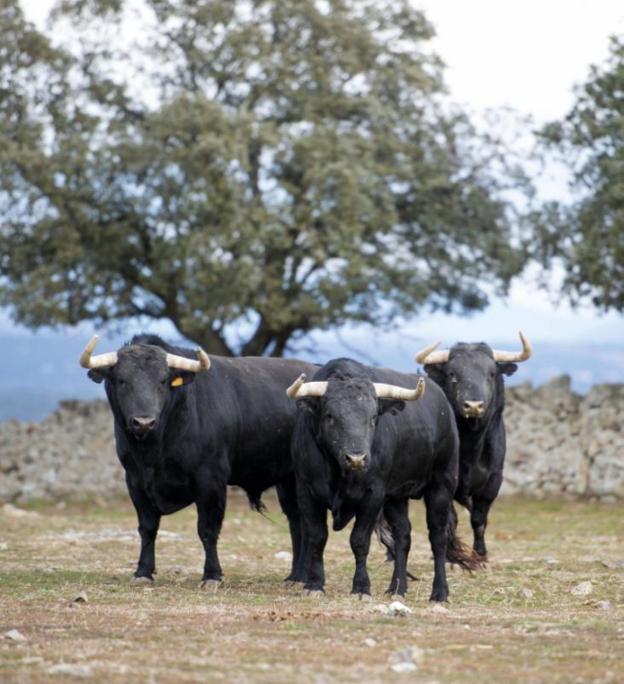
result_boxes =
[117,379,126,387]
[324,413,334,424]
[449,371,457,383]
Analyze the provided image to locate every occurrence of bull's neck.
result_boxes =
[457,406,503,461]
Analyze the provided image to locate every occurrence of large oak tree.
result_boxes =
[1,0,527,355]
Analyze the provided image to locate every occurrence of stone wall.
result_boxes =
[0,377,622,502]
[504,377,624,500]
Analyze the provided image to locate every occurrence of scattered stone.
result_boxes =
[388,646,423,673]
[0,542,8,551]
[302,588,324,598]
[131,576,153,586]
[571,581,593,596]
[198,579,221,593]
[387,601,412,616]
[47,663,93,677]
[273,551,293,563]
[428,603,450,615]
[601,559,624,570]
[4,629,27,642]
[544,557,560,565]
[595,600,612,610]
[390,662,417,674]
[2,503,40,518]
[521,588,534,599]
[362,638,377,647]
[71,592,88,604]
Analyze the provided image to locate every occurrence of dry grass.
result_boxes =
[0,491,622,683]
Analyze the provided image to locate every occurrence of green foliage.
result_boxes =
[1,0,527,354]
[538,35,624,312]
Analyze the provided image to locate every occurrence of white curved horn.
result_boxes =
[79,335,118,369]
[286,374,328,398]
[492,331,533,363]
[414,341,449,365]
[165,348,211,373]
[374,377,426,402]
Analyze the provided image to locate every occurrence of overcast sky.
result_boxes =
[10,0,624,345]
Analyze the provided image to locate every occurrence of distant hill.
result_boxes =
[0,333,622,422]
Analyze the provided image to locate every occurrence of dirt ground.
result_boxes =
[0,491,622,683]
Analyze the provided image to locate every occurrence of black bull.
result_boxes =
[290,358,478,602]
[83,334,316,588]
[420,338,530,559]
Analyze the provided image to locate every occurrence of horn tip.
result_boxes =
[414,340,441,364]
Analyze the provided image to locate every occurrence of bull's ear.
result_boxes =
[169,371,196,388]
[87,369,108,384]
[378,399,405,416]
[296,397,318,414]
[497,362,518,377]
[424,364,446,386]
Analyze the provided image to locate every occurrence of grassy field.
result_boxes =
[0,491,622,683]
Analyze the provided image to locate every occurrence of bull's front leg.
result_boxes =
[298,484,328,595]
[471,471,502,560]
[350,500,383,599]
[424,478,452,602]
[471,495,495,559]
[125,474,161,584]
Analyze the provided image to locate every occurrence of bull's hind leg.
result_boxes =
[276,474,306,583]
[126,475,161,583]
[382,498,411,597]
[195,477,227,591]
[350,501,383,598]
[424,478,452,602]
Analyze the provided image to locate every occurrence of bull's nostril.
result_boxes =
[463,400,485,416]
[132,416,156,432]
[345,453,367,469]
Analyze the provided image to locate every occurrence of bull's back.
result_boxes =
[195,356,317,489]
[368,368,457,494]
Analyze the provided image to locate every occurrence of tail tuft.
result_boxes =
[446,505,484,572]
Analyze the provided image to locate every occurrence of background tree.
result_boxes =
[538,35,624,313]
[1,0,528,356]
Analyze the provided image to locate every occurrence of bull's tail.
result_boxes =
[247,491,268,514]
[446,503,482,572]
[374,510,418,581]
[375,510,396,562]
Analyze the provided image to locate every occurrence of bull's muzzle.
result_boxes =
[131,415,157,437]
[344,453,368,470]
[463,400,485,418]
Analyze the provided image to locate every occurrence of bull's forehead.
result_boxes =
[116,344,167,372]
[322,378,377,411]
[448,344,496,372]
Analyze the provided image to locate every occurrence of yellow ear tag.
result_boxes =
[171,376,184,388]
